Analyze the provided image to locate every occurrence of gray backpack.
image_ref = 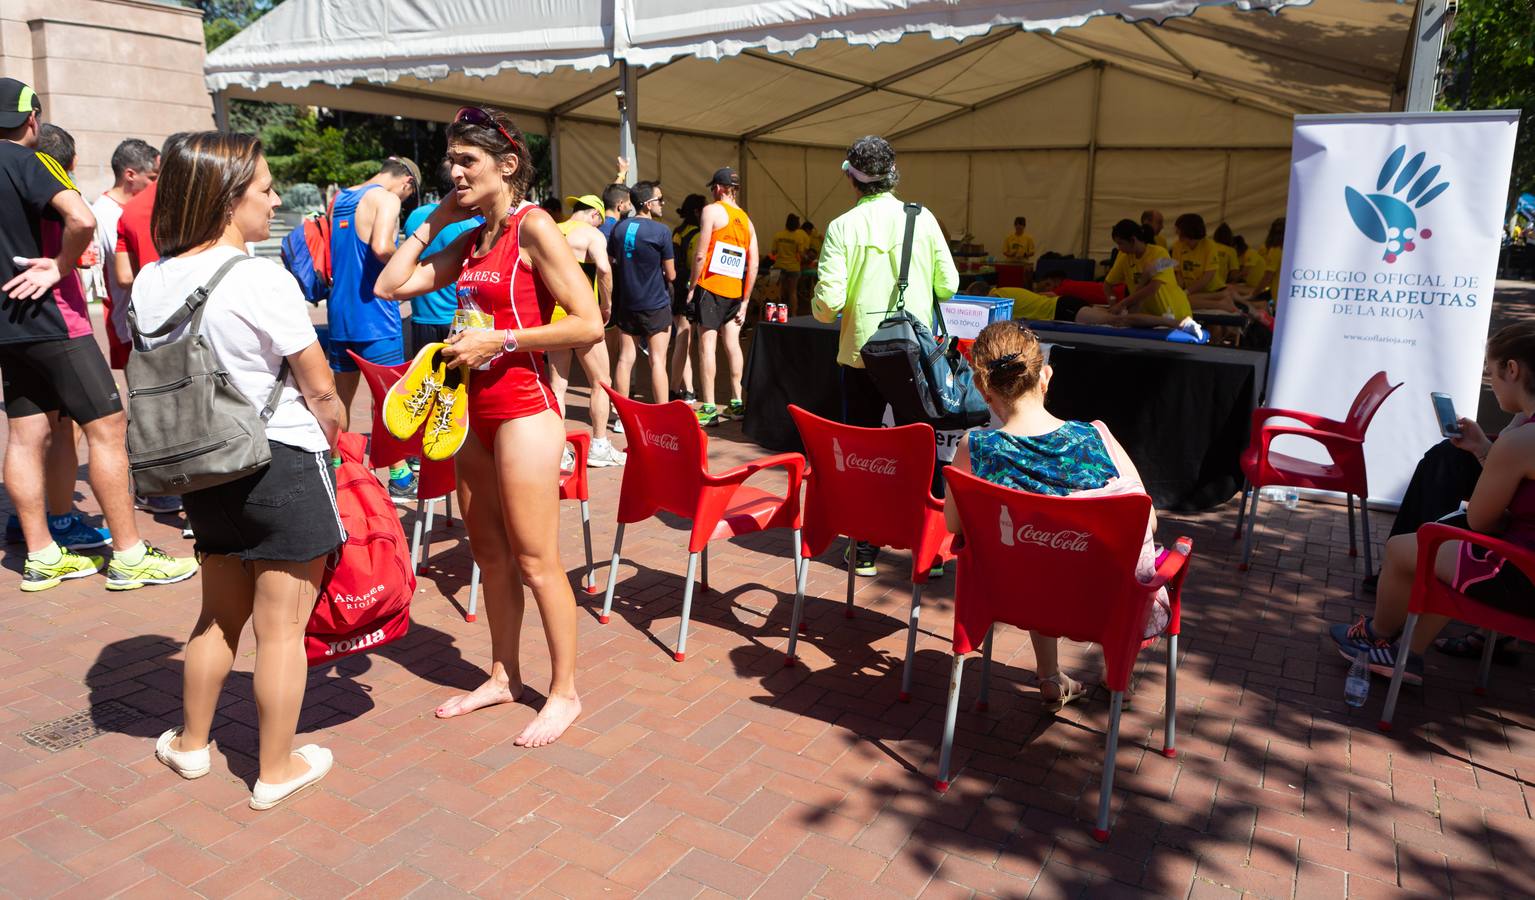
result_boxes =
[125,254,289,497]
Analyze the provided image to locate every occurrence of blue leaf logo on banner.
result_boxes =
[1343,145,1449,263]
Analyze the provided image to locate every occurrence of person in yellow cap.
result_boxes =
[548,194,624,467]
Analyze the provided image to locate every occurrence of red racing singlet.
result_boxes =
[456,202,560,429]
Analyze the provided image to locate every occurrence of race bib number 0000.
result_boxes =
[707,241,747,279]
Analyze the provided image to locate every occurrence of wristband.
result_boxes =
[502,329,519,354]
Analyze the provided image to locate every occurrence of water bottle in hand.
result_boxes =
[1344,650,1370,707]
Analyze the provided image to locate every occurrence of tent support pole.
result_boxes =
[618,59,638,184]
[1404,0,1448,111]
[1219,152,1231,224]
[964,154,973,238]
[738,139,748,208]
[1080,62,1104,259]
[212,90,228,131]
[549,115,562,199]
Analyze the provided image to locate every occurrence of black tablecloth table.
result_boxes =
[743,316,1268,512]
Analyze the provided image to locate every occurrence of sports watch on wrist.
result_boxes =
[501,329,519,354]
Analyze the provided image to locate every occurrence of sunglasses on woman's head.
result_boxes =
[454,106,523,154]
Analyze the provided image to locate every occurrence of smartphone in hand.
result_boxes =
[1430,392,1460,438]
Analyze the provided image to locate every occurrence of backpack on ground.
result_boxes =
[280,199,335,305]
[306,431,415,666]
[858,202,990,431]
[125,255,288,497]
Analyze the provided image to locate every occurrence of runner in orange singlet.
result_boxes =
[689,167,759,426]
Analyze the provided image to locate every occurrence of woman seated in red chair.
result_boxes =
[943,320,1168,710]
[1332,323,1535,683]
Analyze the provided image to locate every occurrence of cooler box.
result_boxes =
[939,294,1013,340]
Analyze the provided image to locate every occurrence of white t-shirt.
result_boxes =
[90,193,127,335]
[130,246,328,453]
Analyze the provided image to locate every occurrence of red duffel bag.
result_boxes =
[306,431,415,666]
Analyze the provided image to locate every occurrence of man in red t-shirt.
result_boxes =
[113,178,158,287]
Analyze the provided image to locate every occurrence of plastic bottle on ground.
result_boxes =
[1344,650,1370,707]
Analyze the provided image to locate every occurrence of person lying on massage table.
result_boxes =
[964,272,1202,340]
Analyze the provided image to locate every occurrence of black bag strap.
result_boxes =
[894,202,922,311]
[127,254,251,349]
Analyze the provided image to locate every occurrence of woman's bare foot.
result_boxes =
[513,694,582,748]
[434,677,523,719]
[1038,671,1086,712]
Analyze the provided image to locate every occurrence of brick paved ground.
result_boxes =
[1,292,1533,898]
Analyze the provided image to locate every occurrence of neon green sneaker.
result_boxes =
[725,399,745,422]
[22,548,104,592]
[695,404,720,427]
[105,544,198,591]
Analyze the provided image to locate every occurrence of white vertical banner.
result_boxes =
[1269,111,1520,504]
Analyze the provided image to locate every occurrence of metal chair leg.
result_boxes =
[675,552,700,662]
[1239,485,1261,570]
[1233,484,1249,540]
[976,624,995,711]
[410,500,426,572]
[786,550,807,664]
[1346,493,1358,558]
[466,562,481,622]
[1360,496,1375,577]
[1379,613,1418,731]
[898,583,924,702]
[1163,633,1178,758]
[599,523,626,624]
[1476,630,1498,696]
[845,538,857,618]
[579,500,597,593]
[934,653,966,792]
[1093,692,1125,842]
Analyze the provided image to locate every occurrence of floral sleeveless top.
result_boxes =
[968,421,1119,497]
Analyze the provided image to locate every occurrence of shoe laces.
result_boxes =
[427,389,457,438]
[1346,616,1389,647]
[404,374,442,418]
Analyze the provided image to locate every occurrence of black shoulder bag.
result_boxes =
[858,203,990,430]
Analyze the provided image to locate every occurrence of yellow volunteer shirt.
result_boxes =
[1264,245,1283,283]
[995,287,1057,321]
[1216,244,1239,286]
[1106,244,1191,319]
[1002,231,1036,263]
[1171,237,1227,292]
[1241,248,1268,290]
[772,229,808,272]
[1153,233,1169,250]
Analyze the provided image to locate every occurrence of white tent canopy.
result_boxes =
[207,0,1419,259]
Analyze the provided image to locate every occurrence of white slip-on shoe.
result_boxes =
[155,727,211,779]
[249,745,332,810]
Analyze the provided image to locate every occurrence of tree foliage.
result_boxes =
[1441,0,1535,195]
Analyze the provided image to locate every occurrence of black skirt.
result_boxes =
[183,440,345,562]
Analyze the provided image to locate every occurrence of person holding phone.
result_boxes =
[1331,323,1535,682]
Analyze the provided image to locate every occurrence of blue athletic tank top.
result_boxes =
[327,184,397,341]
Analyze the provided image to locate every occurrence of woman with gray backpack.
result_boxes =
[128,131,345,809]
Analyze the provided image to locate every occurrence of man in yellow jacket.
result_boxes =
[812,135,958,575]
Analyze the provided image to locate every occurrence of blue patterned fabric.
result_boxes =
[967,421,1118,497]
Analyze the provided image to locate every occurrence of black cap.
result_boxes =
[708,167,740,188]
[0,78,40,130]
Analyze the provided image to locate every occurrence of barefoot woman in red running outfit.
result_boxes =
[378,107,602,746]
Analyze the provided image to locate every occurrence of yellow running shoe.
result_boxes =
[421,365,470,461]
[105,543,198,591]
[22,546,104,592]
[384,343,447,440]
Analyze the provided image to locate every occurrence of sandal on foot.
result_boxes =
[250,745,332,810]
[155,727,211,779]
[1434,632,1520,665]
[1039,672,1087,712]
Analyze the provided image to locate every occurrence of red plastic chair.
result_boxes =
[600,386,806,661]
[350,353,595,622]
[1236,371,1400,574]
[938,468,1193,842]
[785,407,955,701]
[1379,522,1535,731]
